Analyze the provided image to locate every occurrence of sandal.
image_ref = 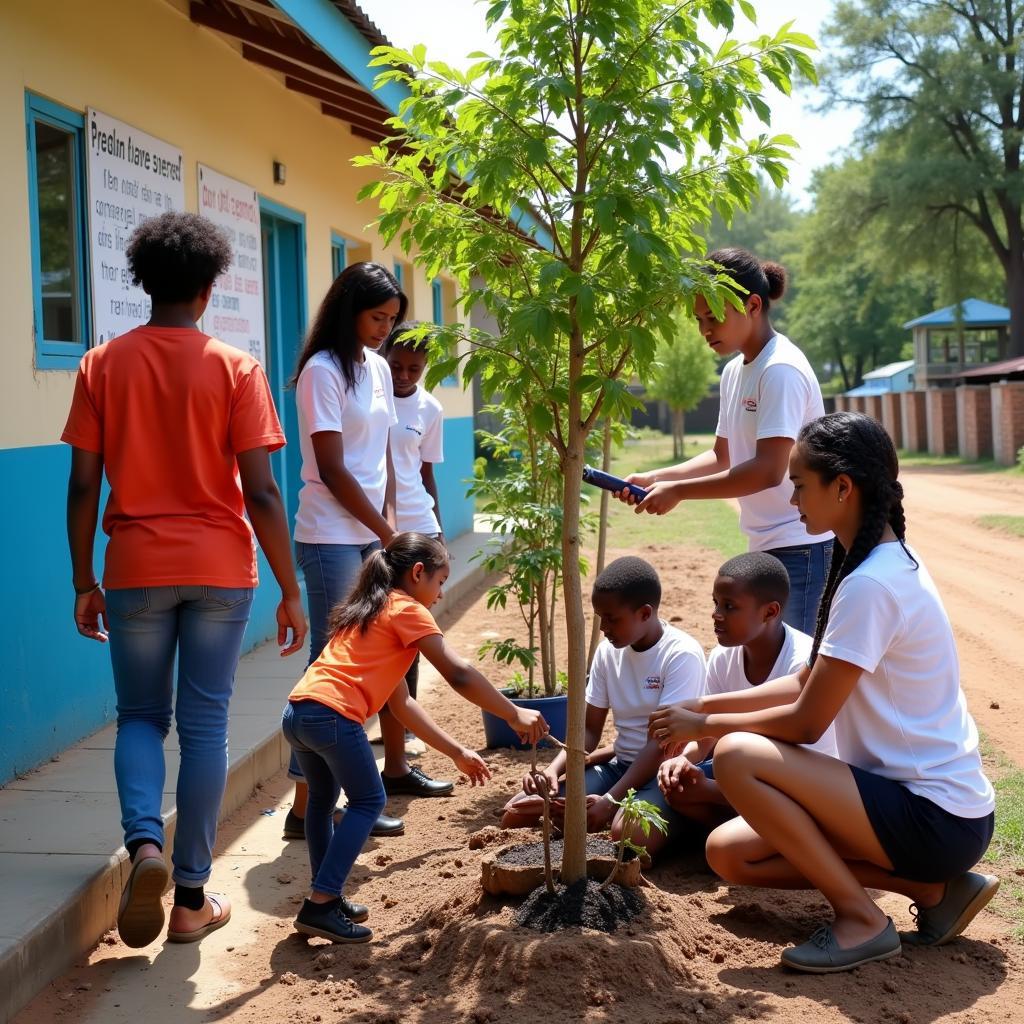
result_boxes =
[117,854,170,949]
[166,893,232,943]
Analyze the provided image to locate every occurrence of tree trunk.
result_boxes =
[1007,245,1024,358]
[587,419,613,667]
[672,407,684,460]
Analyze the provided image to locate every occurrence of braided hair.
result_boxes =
[800,412,917,664]
[328,532,448,635]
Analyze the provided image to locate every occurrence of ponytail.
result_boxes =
[328,532,448,635]
[708,247,787,312]
[801,412,918,665]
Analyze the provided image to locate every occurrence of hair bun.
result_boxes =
[891,480,904,501]
[761,261,787,301]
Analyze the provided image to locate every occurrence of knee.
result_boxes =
[705,829,746,883]
[712,732,773,787]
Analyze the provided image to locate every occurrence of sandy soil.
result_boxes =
[19,508,1024,1024]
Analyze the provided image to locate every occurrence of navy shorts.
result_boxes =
[850,765,995,883]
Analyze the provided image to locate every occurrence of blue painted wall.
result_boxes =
[434,416,475,539]
[1,420,476,783]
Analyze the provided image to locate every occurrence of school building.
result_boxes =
[0,0,479,784]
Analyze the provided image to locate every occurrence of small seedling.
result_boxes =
[598,788,669,891]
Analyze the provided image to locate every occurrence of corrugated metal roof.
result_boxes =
[862,359,915,380]
[903,298,1010,329]
[958,356,1024,379]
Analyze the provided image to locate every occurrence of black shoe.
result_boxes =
[381,765,454,798]
[340,894,369,923]
[295,898,372,944]
[282,807,405,840]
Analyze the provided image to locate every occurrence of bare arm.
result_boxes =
[631,436,795,515]
[420,462,443,539]
[651,657,856,749]
[236,447,307,656]
[312,431,395,544]
[66,448,107,642]
[417,633,549,744]
[384,434,397,530]
[629,436,730,487]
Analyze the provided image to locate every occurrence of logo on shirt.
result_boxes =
[742,396,758,412]
[374,386,385,398]
[643,675,663,690]
[404,424,423,436]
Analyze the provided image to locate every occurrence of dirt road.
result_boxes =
[900,466,1024,764]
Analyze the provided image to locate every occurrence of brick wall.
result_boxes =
[863,394,883,423]
[956,386,993,460]
[926,389,958,455]
[880,392,902,448]
[900,391,927,452]
[991,381,1024,467]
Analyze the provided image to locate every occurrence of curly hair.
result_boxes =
[717,551,790,607]
[125,212,232,304]
[799,412,917,665]
[593,556,662,610]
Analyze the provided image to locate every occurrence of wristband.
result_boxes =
[74,581,101,595]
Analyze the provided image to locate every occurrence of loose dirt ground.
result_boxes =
[18,466,1024,1024]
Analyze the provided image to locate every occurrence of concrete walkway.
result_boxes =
[0,525,499,1022]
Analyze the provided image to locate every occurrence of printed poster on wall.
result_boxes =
[86,108,184,344]
[197,164,266,366]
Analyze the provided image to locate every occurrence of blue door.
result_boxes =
[260,202,306,530]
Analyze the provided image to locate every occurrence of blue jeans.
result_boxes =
[290,541,380,781]
[106,585,253,887]
[282,700,387,895]
[765,539,834,635]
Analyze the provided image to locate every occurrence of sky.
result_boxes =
[355,0,861,206]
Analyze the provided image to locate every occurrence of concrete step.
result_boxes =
[0,526,499,1023]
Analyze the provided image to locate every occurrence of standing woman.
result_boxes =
[649,412,997,973]
[64,212,307,947]
[621,248,832,633]
[283,264,451,844]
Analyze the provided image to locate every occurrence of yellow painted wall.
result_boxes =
[1,0,472,451]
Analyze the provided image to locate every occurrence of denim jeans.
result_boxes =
[765,539,834,635]
[282,700,387,895]
[106,585,253,887]
[290,540,380,780]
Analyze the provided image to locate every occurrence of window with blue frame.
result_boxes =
[392,260,403,288]
[433,278,457,385]
[26,93,90,369]
[331,235,346,278]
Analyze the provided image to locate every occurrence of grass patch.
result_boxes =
[898,449,1022,474]
[978,514,1024,539]
[979,734,1024,937]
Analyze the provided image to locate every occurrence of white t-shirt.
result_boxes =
[392,387,445,535]
[819,542,994,818]
[716,333,832,551]
[294,350,398,544]
[705,623,839,758]
[586,623,707,762]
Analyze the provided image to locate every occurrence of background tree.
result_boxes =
[821,0,1024,354]
[358,0,814,885]
[644,319,719,458]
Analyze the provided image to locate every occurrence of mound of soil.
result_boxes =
[515,878,644,933]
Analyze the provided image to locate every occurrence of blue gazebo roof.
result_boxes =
[903,299,1010,329]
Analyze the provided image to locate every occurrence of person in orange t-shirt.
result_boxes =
[282,532,548,944]
[63,212,307,950]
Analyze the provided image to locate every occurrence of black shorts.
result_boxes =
[850,765,995,883]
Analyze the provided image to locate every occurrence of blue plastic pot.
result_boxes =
[482,693,568,750]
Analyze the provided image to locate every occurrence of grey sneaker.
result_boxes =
[906,872,1000,946]
[781,918,901,973]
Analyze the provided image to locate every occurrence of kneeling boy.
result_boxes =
[657,552,838,830]
[502,556,706,859]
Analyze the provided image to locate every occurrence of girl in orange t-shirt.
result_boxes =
[282,532,548,944]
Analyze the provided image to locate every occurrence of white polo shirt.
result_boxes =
[716,333,832,551]
[392,386,445,535]
[586,624,707,762]
[294,350,397,545]
[820,542,994,818]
